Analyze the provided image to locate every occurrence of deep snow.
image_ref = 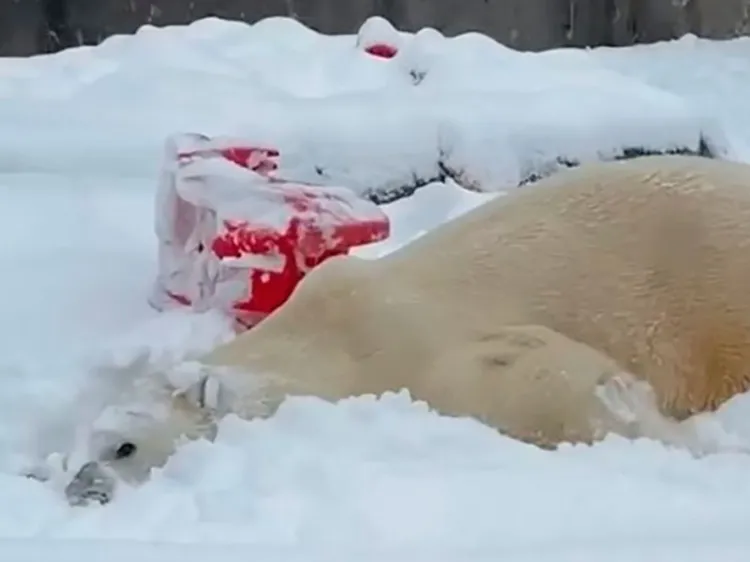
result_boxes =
[1,15,750,561]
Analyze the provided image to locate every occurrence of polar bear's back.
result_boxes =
[381,155,750,417]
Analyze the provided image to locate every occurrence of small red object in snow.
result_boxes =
[364,43,398,59]
[152,133,390,330]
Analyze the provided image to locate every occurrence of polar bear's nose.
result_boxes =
[65,461,115,506]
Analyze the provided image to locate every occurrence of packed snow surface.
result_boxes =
[1,15,750,561]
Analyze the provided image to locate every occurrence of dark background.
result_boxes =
[3,0,750,57]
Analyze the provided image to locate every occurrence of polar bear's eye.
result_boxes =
[114,442,137,459]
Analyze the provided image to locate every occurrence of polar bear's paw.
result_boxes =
[595,373,750,457]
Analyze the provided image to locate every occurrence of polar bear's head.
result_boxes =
[63,371,218,506]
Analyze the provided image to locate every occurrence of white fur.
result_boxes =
[67,155,750,495]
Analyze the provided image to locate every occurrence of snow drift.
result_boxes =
[0,16,723,203]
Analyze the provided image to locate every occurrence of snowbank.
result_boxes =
[591,34,750,163]
[0,16,717,202]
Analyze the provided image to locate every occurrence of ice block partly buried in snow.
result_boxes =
[151,133,391,329]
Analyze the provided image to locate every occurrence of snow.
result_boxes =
[1,14,750,561]
[0,17,712,199]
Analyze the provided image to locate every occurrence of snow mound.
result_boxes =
[0,16,716,203]
[15,388,750,549]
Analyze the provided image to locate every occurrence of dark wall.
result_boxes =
[2,0,750,57]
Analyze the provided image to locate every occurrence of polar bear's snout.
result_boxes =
[64,440,140,506]
[65,461,116,506]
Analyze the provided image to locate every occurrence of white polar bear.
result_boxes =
[63,154,750,505]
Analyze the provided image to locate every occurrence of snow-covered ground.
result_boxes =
[2,15,750,561]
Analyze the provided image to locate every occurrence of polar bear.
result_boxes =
[63,154,750,505]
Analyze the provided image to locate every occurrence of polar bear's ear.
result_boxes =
[177,375,227,414]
